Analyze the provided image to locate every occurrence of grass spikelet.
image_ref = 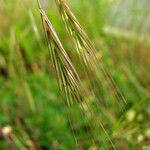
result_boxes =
[55,0,127,110]
[38,7,83,106]
[36,1,117,149]
[37,2,97,148]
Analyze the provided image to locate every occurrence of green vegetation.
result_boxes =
[0,0,150,149]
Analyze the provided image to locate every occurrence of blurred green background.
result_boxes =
[0,0,150,149]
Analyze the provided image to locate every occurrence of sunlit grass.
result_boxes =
[0,0,150,149]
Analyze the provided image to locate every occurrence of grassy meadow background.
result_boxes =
[0,0,150,149]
